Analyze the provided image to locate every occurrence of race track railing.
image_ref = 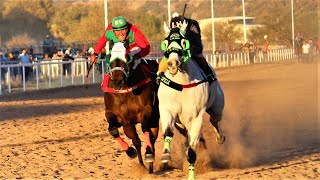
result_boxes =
[0,48,297,95]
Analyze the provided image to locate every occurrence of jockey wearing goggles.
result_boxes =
[158,12,215,83]
[90,16,150,64]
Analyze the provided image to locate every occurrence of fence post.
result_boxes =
[22,66,26,91]
[7,67,11,93]
[101,60,105,76]
[241,53,244,65]
[71,61,74,85]
[237,52,240,66]
[92,63,95,84]
[81,60,85,84]
[49,62,52,88]
[0,66,2,94]
[60,62,63,86]
[36,63,39,90]
[226,53,229,67]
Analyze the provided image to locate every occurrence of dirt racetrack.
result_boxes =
[0,60,319,179]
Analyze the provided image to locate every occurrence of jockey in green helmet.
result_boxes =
[90,16,150,64]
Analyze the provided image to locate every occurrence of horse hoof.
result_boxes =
[126,147,137,158]
[161,149,171,163]
[145,153,155,163]
[216,135,225,144]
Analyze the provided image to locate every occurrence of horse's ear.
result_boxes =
[181,39,190,50]
[161,40,168,51]
[180,20,188,36]
[163,21,170,37]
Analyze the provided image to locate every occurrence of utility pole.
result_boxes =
[291,0,295,48]
[211,0,215,54]
[168,0,171,25]
[104,0,109,53]
[242,0,247,43]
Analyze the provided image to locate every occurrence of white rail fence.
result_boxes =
[0,49,296,95]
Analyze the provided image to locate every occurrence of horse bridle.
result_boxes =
[106,42,133,80]
[161,27,191,64]
[108,61,131,80]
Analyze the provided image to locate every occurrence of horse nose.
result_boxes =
[111,80,124,90]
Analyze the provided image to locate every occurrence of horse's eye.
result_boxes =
[168,61,172,66]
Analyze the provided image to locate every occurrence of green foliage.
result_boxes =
[6,33,36,49]
[49,3,89,42]
[248,0,318,47]
[2,0,53,21]
[72,5,105,43]
[202,21,242,51]
[0,0,53,45]
[0,0,318,50]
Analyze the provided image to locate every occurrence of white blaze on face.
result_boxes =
[168,53,179,63]
[168,53,180,75]
[110,43,127,62]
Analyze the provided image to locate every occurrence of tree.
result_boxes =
[72,4,105,44]
[248,0,318,47]
[202,21,241,52]
[1,0,53,45]
[6,33,36,49]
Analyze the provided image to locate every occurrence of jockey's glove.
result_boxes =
[156,72,164,85]
[133,54,141,61]
[90,53,98,64]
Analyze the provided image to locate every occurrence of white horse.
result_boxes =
[158,22,225,179]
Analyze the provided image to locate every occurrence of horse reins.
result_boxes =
[85,62,93,96]
[159,73,216,91]
[104,78,151,94]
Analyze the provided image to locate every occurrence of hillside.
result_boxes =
[0,0,318,51]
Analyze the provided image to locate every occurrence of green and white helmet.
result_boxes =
[112,16,128,30]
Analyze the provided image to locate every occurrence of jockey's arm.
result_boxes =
[186,19,203,55]
[131,25,150,58]
[91,24,113,64]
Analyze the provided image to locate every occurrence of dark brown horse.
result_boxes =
[102,42,159,173]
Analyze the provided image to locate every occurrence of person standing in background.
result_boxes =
[18,48,32,81]
[308,39,314,63]
[262,35,269,62]
[302,41,310,64]
[295,32,304,61]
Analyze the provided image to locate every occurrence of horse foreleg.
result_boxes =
[187,147,196,180]
[160,110,175,163]
[106,111,130,151]
[141,105,153,150]
[186,109,206,180]
[123,125,143,165]
[142,106,159,173]
[141,103,159,164]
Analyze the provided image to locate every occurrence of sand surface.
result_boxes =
[0,60,319,179]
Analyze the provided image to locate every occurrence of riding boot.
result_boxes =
[158,58,168,74]
[193,56,215,84]
[157,58,168,84]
